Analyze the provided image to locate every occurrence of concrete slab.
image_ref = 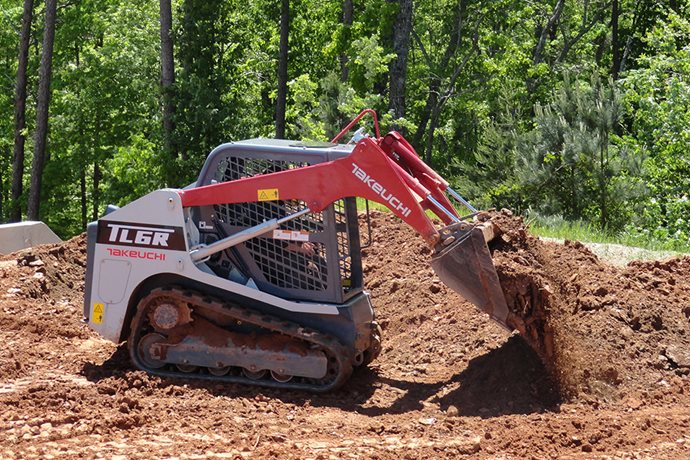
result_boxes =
[0,221,62,255]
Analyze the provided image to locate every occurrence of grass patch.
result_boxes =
[355,197,389,213]
[526,212,690,254]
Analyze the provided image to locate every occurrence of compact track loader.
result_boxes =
[84,110,511,391]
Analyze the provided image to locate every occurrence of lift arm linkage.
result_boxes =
[179,127,470,247]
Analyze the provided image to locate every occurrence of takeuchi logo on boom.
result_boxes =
[351,162,412,217]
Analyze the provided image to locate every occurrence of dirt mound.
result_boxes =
[1,213,688,458]
[360,211,559,414]
[487,210,690,402]
[0,235,89,380]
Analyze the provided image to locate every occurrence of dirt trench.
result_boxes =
[0,212,688,459]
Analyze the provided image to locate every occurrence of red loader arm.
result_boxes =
[179,111,513,331]
[180,136,455,247]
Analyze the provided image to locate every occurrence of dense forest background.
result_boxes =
[1,0,689,246]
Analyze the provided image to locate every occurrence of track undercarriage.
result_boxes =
[128,286,381,391]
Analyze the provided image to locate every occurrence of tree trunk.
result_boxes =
[425,102,442,165]
[1,147,7,220]
[532,0,564,66]
[340,0,353,82]
[92,161,101,221]
[73,44,88,229]
[160,0,176,157]
[599,135,608,229]
[413,0,466,148]
[72,44,87,229]
[420,38,478,165]
[11,0,34,222]
[27,0,57,221]
[80,169,87,229]
[413,85,438,149]
[92,109,102,221]
[275,0,289,139]
[570,164,578,218]
[388,0,413,121]
[527,0,564,94]
[611,0,621,79]
[556,6,608,64]
[0,151,4,220]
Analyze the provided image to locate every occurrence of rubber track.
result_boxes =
[128,286,354,392]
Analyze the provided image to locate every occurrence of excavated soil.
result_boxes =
[1,211,689,459]
[486,211,690,401]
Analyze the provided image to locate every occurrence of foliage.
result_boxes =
[0,2,23,218]
[0,0,689,250]
[348,34,395,90]
[458,100,526,213]
[516,73,644,231]
[621,12,690,245]
[41,0,160,236]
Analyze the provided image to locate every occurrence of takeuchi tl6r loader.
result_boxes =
[83,110,513,392]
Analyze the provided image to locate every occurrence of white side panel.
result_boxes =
[86,189,339,343]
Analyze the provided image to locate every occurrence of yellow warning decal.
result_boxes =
[92,303,105,325]
[258,188,279,201]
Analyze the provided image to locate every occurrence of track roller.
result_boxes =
[138,333,166,369]
[208,366,231,376]
[177,364,198,373]
[270,371,293,383]
[243,368,267,380]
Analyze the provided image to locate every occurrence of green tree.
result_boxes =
[9,0,33,222]
[0,0,687,239]
[517,73,642,230]
[27,0,56,221]
[622,12,690,244]
[42,0,160,235]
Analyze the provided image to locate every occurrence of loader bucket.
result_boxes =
[431,224,512,330]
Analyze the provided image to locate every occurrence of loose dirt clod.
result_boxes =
[1,214,688,458]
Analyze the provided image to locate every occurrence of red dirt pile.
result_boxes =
[487,209,690,402]
[0,235,89,381]
[0,213,688,458]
